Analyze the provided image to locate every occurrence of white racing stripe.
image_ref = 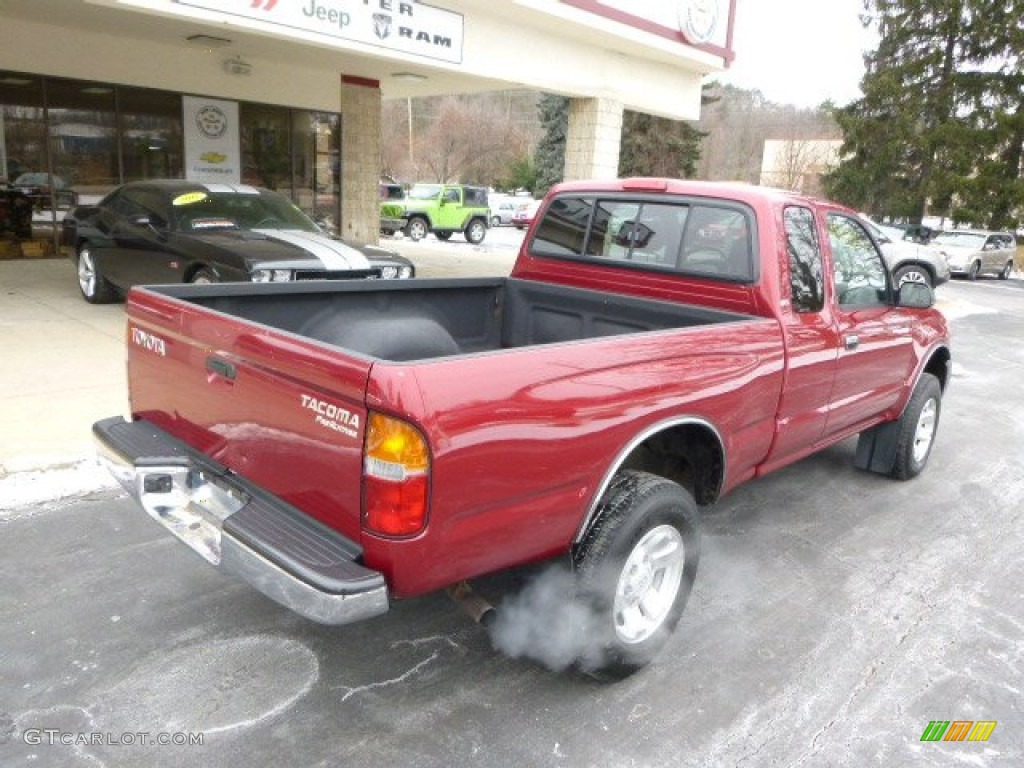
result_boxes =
[254,229,371,271]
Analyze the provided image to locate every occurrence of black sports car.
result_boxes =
[61,180,415,303]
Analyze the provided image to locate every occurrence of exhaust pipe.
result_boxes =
[446,581,497,628]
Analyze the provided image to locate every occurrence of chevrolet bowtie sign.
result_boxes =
[173,0,465,64]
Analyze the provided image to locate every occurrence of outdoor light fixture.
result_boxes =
[391,72,427,82]
[187,33,233,50]
[223,57,253,76]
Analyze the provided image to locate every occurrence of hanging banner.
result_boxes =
[182,96,241,183]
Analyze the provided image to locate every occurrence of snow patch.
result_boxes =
[0,460,117,517]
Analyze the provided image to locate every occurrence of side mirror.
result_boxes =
[896,281,935,309]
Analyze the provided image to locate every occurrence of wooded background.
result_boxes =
[381,0,1024,230]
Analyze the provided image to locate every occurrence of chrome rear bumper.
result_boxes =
[94,416,388,626]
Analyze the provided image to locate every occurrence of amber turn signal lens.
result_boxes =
[363,412,429,536]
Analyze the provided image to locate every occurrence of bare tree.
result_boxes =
[381,92,541,185]
[696,83,841,184]
[761,137,842,194]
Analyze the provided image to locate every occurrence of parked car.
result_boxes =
[402,183,490,244]
[379,181,406,237]
[12,172,77,209]
[512,199,542,230]
[928,229,1017,281]
[61,180,414,304]
[489,198,521,227]
[860,215,950,287]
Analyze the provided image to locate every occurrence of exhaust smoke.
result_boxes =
[487,566,608,673]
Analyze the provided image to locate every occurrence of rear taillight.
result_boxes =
[363,412,429,536]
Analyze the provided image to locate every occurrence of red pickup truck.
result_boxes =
[95,179,950,677]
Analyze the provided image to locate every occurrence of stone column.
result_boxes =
[563,97,624,181]
[340,75,381,245]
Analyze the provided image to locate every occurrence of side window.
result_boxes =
[139,190,170,227]
[784,206,824,313]
[680,206,753,280]
[443,188,460,204]
[827,214,889,308]
[108,189,141,218]
[532,196,593,256]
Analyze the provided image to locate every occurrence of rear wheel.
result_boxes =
[77,243,117,304]
[465,218,487,245]
[405,217,429,242]
[490,215,501,227]
[573,470,700,679]
[999,260,1013,280]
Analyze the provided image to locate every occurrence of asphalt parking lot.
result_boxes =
[1,240,1022,767]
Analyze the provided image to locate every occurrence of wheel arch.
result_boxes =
[573,417,725,546]
[923,344,952,392]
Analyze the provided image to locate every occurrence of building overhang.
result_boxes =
[1,0,734,120]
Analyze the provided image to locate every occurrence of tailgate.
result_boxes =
[124,287,372,541]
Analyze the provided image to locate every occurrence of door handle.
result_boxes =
[206,356,236,381]
[844,334,860,351]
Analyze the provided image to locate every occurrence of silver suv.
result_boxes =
[927,230,1017,281]
[860,216,951,288]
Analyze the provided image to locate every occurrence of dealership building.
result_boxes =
[0,0,734,260]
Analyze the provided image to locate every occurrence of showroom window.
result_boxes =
[0,69,343,256]
[119,87,184,184]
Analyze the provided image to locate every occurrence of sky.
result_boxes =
[710,0,879,108]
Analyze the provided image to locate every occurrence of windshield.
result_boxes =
[931,232,986,248]
[407,184,442,201]
[172,189,319,233]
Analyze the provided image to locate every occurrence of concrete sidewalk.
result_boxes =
[0,241,517,486]
[0,258,128,477]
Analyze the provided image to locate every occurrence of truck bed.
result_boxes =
[152,277,755,361]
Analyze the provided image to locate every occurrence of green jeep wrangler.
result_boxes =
[402,184,490,244]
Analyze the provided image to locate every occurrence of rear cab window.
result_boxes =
[529,194,757,282]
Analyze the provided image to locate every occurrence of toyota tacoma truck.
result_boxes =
[95,179,950,677]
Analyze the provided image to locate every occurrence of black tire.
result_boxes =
[893,264,932,288]
[435,231,452,241]
[573,470,700,679]
[405,217,429,242]
[967,260,981,281]
[190,268,219,284]
[465,218,487,245]
[76,242,117,304]
[491,215,501,227]
[891,373,942,480]
[998,261,1013,280]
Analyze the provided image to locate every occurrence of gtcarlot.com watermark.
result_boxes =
[22,729,204,747]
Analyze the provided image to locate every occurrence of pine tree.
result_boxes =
[825,0,1023,229]
[533,94,569,196]
[618,112,705,179]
